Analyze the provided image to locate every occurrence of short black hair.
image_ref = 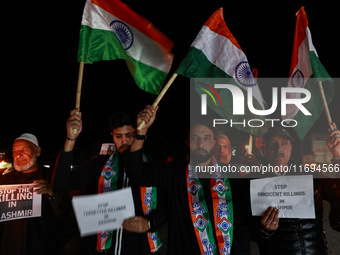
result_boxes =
[263,126,294,144]
[109,110,136,131]
[189,119,216,138]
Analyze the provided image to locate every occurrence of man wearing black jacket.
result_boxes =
[0,133,61,255]
[124,105,249,255]
[253,125,340,255]
[52,109,167,255]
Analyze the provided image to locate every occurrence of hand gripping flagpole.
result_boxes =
[137,73,178,130]
[317,80,334,131]
[73,61,85,134]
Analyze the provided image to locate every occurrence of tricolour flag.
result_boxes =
[282,6,333,139]
[78,0,174,94]
[176,8,268,136]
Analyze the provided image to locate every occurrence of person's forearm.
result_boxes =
[131,129,147,152]
[64,138,76,152]
[52,151,74,192]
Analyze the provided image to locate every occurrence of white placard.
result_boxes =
[72,187,135,236]
[250,175,315,219]
[0,184,42,222]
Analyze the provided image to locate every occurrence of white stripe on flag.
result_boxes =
[307,28,317,56]
[192,26,265,109]
[192,26,247,77]
[81,1,111,31]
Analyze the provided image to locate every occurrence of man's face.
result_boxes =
[112,125,135,154]
[263,136,292,166]
[12,140,40,173]
[189,124,215,164]
[215,136,231,164]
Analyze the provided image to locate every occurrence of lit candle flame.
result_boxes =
[246,135,253,155]
[0,161,6,168]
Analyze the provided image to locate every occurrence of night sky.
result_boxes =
[1,0,339,162]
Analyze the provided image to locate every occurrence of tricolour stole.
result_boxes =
[97,152,162,253]
[187,157,233,255]
[140,186,163,252]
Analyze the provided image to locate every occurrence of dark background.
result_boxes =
[1,0,339,163]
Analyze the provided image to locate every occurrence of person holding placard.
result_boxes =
[123,105,250,255]
[251,126,340,255]
[0,134,61,255]
[53,109,167,255]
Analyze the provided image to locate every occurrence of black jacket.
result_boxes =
[250,175,340,255]
[52,151,167,255]
[124,149,250,255]
[0,166,60,255]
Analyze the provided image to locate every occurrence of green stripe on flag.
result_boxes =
[126,58,167,94]
[176,47,231,78]
[291,51,334,139]
[78,25,126,63]
[309,51,332,82]
[293,78,334,140]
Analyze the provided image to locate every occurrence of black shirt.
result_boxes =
[124,149,250,255]
[52,151,167,255]
[0,167,60,255]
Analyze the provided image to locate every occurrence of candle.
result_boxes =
[247,134,253,155]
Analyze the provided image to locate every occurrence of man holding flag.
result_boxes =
[53,109,167,255]
[249,8,340,255]
[53,1,173,253]
[124,105,250,255]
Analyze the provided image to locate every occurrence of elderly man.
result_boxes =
[255,126,340,255]
[214,134,232,165]
[0,133,60,255]
[124,105,249,255]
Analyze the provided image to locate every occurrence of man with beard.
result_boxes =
[52,109,167,255]
[252,126,340,255]
[0,133,60,255]
[214,134,232,165]
[123,105,249,255]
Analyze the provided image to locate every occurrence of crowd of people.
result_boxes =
[0,105,340,255]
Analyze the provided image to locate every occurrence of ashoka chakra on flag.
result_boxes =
[109,20,134,50]
[235,61,256,87]
[291,69,304,87]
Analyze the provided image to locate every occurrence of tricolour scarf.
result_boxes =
[97,152,162,253]
[187,157,233,255]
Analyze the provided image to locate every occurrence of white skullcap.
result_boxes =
[15,133,39,147]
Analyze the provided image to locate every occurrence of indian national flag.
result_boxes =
[78,0,174,94]
[283,6,333,139]
[176,8,268,136]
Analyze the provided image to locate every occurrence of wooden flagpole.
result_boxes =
[137,73,178,130]
[317,80,334,130]
[75,61,85,109]
[73,61,85,134]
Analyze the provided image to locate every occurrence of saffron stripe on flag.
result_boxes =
[203,8,242,51]
[91,0,174,50]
